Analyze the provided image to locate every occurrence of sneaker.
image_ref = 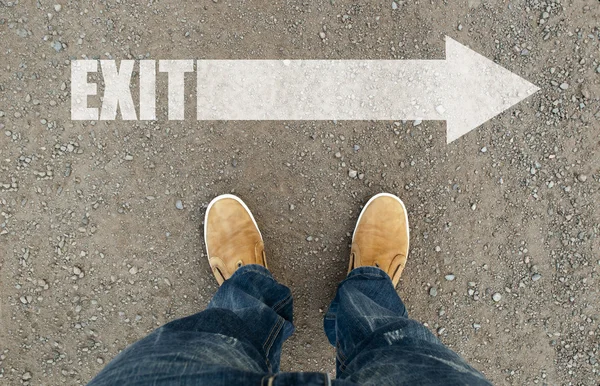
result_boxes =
[204,194,267,285]
[349,193,410,287]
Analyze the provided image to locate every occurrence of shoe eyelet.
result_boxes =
[374,262,379,268]
[237,261,243,268]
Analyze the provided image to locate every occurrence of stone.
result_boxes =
[492,293,502,302]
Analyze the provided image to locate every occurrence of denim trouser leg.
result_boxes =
[87,265,295,386]
[324,266,492,386]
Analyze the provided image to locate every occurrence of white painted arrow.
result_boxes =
[196,36,539,143]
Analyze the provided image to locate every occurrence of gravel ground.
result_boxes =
[1,0,599,385]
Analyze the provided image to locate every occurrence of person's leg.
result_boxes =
[324,193,492,385]
[324,267,491,385]
[89,265,293,385]
[88,195,294,385]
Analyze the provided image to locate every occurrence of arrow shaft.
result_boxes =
[197,60,450,120]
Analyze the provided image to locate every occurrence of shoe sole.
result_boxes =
[352,192,410,250]
[204,194,263,262]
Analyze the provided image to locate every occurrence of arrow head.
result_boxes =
[443,36,540,143]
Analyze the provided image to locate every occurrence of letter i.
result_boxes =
[139,60,156,120]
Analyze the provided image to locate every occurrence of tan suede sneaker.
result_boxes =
[349,193,410,287]
[204,194,267,285]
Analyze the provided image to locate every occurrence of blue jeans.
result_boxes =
[88,265,492,385]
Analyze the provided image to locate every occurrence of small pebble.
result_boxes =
[129,266,138,275]
[577,174,587,183]
[559,82,569,90]
[54,4,62,12]
[413,119,422,127]
[392,1,398,10]
[348,169,358,178]
[445,274,455,281]
[124,155,134,161]
[429,287,438,297]
[175,200,184,210]
[492,293,502,302]
[319,32,326,39]
[532,273,542,281]
[73,266,82,275]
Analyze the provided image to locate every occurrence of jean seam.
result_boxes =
[272,293,292,313]
[262,318,280,352]
[336,341,349,374]
[338,362,348,375]
[336,341,347,362]
[263,317,284,359]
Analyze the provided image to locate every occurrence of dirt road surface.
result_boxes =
[1,0,599,384]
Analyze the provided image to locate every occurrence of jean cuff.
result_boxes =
[347,266,393,281]
[230,264,273,280]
